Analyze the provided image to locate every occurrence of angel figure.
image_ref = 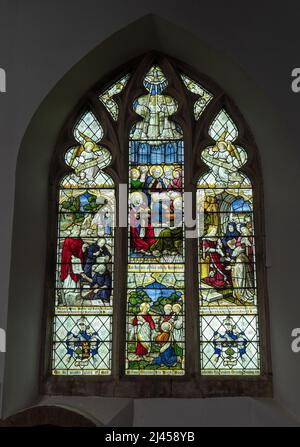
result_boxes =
[202,129,244,185]
[68,132,111,183]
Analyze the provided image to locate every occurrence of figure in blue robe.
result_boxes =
[83,242,111,278]
[222,222,240,256]
[152,345,177,367]
[90,265,112,302]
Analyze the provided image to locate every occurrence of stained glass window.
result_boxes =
[198,109,260,375]
[52,111,115,375]
[181,74,213,120]
[49,55,267,390]
[99,74,130,121]
[126,66,185,375]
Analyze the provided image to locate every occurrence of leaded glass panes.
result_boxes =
[99,74,130,121]
[198,110,260,375]
[73,111,103,143]
[49,56,267,388]
[209,109,238,142]
[181,73,213,119]
[52,112,115,375]
[126,66,185,375]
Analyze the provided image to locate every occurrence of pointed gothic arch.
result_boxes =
[39,52,272,397]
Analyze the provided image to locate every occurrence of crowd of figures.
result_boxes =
[130,164,182,191]
[200,220,255,304]
[129,164,183,261]
[128,302,184,369]
[125,65,186,374]
[50,57,261,375]
[58,230,113,306]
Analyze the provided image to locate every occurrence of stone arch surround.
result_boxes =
[2,13,299,425]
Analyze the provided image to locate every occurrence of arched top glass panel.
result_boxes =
[62,112,114,189]
[52,109,115,376]
[197,110,259,376]
[126,64,185,376]
[198,109,250,189]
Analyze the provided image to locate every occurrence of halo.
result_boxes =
[149,165,163,177]
[130,167,140,177]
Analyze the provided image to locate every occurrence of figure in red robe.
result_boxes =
[132,308,156,357]
[130,200,156,252]
[130,225,157,252]
[60,237,85,284]
[202,236,228,288]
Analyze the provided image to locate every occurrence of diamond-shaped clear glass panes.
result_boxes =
[99,74,130,121]
[181,74,213,119]
[209,109,238,142]
[74,111,103,143]
[198,110,260,375]
[200,315,260,375]
[52,315,112,375]
[126,65,185,375]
